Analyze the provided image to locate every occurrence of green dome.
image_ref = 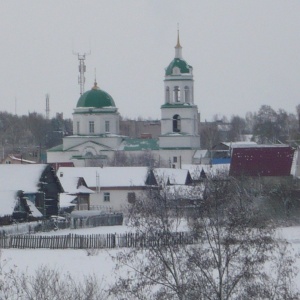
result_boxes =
[76,83,116,108]
[165,58,192,76]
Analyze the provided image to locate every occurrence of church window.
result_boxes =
[165,87,170,103]
[173,86,180,102]
[89,121,94,134]
[104,192,110,202]
[77,121,80,134]
[173,114,181,132]
[85,152,93,157]
[184,86,189,102]
[105,121,110,133]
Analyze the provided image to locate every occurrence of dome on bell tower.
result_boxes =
[165,29,193,76]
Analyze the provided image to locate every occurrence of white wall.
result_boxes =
[89,189,145,211]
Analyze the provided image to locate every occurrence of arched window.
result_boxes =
[173,86,180,102]
[165,87,170,103]
[85,152,94,157]
[184,86,189,102]
[173,114,181,132]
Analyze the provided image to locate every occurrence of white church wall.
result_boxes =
[161,106,199,135]
[159,149,196,167]
[73,112,119,135]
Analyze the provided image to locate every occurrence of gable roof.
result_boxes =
[153,168,192,185]
[0,190,42,218]
[57,166,150,188]
[0,191,18,217]
[0,164,48,193]
[59,176,94,195]
[2,155,36,164]
[182,164,230,180]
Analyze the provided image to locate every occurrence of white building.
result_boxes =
[47,32,201,167]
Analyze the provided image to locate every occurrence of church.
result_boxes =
[47,32,201,168]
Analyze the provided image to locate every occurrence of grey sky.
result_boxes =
[0,1,300,121]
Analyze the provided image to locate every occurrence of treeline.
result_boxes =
[0,111,72,161]
[200,104,300,149]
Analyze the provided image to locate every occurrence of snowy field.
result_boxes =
[1,224,300,290]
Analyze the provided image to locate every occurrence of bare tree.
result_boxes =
[110,177,299,299]
[0,263,107,300]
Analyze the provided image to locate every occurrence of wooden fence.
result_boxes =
[0,232,196,250]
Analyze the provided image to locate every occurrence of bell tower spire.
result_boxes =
[175,25,182,59]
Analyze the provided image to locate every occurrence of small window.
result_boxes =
[105,121,110,133]
[104,192,110,202]
[173,157,177,163]
[128,192,136,204]
[77,121,80,134]
[89,121,94,134]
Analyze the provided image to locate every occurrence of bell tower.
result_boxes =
[159,30,200,151]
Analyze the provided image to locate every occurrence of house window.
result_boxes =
[105,121,110,133]
[77,121,80,134]
[104,192,110,202]
[89,121,94,134]
[173,114,181,132]
[128,192,136,204]
[173,156,177,163]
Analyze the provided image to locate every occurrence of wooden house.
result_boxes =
[0,164,63,220]
[58,174,94,213]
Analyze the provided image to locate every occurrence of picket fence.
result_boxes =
[0,232,195,250]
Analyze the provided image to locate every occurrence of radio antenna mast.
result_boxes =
[73,50,91,96]
[45,93,50,119]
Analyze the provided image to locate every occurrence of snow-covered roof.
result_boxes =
[222,142,257,148]
[6,155,36,164]
[0,164,47,193]
[59,176,94,194]
[0,191,42,218]
[182,164,230,179]
[59,194,77,208]
[27,201,43,218]
[0,191,17,217]
[57,167,150,188]
[193,150,208,159]
[153,168,190,185]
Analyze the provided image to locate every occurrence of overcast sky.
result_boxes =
[1,1,300,121]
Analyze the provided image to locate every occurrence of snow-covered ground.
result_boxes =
[1,224,300,289]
